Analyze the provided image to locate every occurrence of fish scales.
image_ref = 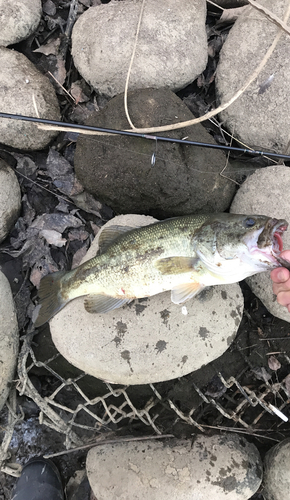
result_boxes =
[64,215,210,299]
[33,213,290,327]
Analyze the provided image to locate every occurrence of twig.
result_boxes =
[124,0,146,129]
[207,0,224,11]
[120,1,290,134]
[247,0,290,37]
[201,424,281,442]
[43,434,174,459]
[37,5,290,137]
[48,71,76,103]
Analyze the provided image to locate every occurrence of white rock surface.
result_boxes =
[0,47,61,150]
[50,215,244,385]
[86,434,262,500]
[0,0,42,46]
[263,438,290,500]
[0,160,21,244]
[216,0,290,152]
[230,166,290,322]
[0,271,19,410]
[71,0,207,97]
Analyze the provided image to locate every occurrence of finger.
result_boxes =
[276,291,290,307]
[280,250,290,261]
[271,268,290,283]
[272,277,290,295]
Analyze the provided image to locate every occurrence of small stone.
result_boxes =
[71,0,207,97]
[230,165,290,322]
[263,438,290,500]
[74,88,236,218]
[86,434,262,500]
[0,47,61,150]
[49,215,244,385]
[216,0,290,152]
[0,160,21,244]
[0,0,42,47]
[0,271,19,410]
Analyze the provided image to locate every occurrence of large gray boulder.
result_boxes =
[230,165,290,322]
[71,0,207,97]
[0,271,19,410]
[216,0,290,152]
[0,0,42,46]
[74,89,236,219]
[0,160,21,244]
[49,214,244,385]
[0,48,61,150]
[263,438,290,500]
[86,434,262,500]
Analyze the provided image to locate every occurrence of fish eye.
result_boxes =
[244,217,256,227]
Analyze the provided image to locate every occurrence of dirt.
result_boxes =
[0,2,289,499]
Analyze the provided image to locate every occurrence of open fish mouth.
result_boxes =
[257,218,289,266]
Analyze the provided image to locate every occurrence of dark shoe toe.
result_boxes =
[11,457,64,500]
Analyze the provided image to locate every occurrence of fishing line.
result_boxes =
[1,111,290,161]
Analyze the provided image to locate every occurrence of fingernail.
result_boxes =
[277,270,286,281]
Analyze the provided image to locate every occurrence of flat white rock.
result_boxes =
[0,271,19,410]
[263,438,290,500]
[86,434,262,500]
[71,0,207,97]
[0,160,21,244]
[0,47,60,150]
[0,0,41,46]
[230,166,290,322]
[50,215,244,385]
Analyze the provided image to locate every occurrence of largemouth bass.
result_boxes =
[34,213,290,327]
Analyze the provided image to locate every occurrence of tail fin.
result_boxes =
[34,270,68,327]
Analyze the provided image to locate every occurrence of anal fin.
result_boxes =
[84,294,130,314]
[171,282,204,304]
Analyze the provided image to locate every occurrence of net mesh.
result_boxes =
[1,331,290,476]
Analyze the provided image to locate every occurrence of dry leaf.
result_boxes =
[251,367,271,383]
[283,373,290,394]
[70,81,90,104]
[39,229,67,247]
[34,38,61,56]
[71,244,89,269]
[268,355,281,371]
[217,6,248,25]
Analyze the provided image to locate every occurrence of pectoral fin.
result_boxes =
[154,256,199,275]
[171,282,204,304]
[84,294,130,314]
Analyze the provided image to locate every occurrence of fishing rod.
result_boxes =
[1,111,290,161]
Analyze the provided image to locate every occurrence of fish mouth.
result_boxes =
[257,218,288,263]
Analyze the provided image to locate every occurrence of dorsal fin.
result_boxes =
[98,225,137,253]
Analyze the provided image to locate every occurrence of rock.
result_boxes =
[216,0,290,152]
[49,214,244,385]
[86,434,262,500]
[0,271,19,410]
[230,165,290,322]
[0,0,42,47]
[0,47,61,150]
[74,89,236,218]
[0,160,21,244]
[263,438,290,500]
[71,0,207,98]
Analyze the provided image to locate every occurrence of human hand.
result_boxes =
[271,250,290,312]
